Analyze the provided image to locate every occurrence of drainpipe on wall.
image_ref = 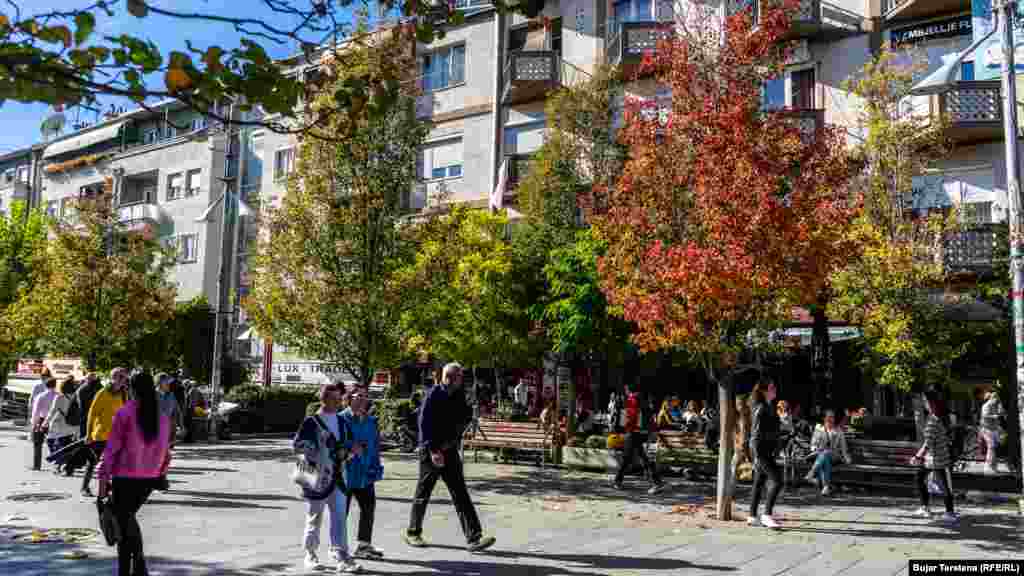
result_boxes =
[490,8,506,195]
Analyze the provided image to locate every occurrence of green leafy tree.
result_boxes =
[22,179,177,370]
[831,47,960,393]
[398,205,527,369]
[246,30,423,386]
[0,201,49,389]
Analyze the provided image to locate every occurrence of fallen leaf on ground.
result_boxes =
[64,550,89,559]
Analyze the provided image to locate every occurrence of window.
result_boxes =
[167,173,184,200]
[143,128,161,145]
[791,68,815,109]
[763,76,785,110]
[421,138,464,180]
[186,169,202,196]
[551,19,562,55]
[961,61,975,82]
[421,44,466,92]
[191,116,208,132]
[46,201,58,218]
[166,234,199,263]
[166,124,177,139]
[79,182,106,199]
[17,166,29,183]
[274,148,295,181]
[2,169,13,185]
[965,201,993,225]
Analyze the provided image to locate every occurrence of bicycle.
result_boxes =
[780,429,813,488]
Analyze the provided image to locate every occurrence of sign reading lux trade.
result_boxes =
[891,15,972,46]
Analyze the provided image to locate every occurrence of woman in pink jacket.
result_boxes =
[97,371,172,576]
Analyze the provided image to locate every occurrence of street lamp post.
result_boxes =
[994,0,1024,514]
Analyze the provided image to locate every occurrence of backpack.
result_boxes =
[64,395,82,427]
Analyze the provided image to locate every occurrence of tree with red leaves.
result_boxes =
[589,1,858,519]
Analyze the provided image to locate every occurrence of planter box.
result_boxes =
[561,446,652,472]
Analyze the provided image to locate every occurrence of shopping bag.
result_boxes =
[96,497,120,546]
[927,471,945,496]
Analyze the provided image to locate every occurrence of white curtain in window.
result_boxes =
[504,123,546,155]
[425,138,463,172]
[189,169,203,189]
[451,45,466,84]
[169,173,183,190]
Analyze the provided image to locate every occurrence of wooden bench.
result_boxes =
[833,438,1022,494]
[462,419,556,466]
[654,430,718,475]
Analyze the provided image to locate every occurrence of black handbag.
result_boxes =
[96,497,120,546]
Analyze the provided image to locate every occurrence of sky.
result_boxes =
[0,0,359,154]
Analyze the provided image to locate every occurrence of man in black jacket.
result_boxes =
[74,373,102,441]
[404,362,495,552]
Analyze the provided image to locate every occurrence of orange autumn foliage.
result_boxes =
[591,1,859,356]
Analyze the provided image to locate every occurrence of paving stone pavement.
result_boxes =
[0,422,1021,575]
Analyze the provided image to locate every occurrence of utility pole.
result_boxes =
[994,0,1024,514]
[209,99,238,441]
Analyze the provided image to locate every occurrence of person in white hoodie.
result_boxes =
[804,410,851,496]
[43,376,78,473]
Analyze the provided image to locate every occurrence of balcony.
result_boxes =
[503,52,591,105]
[779,108,825,142]
[605,21,674,77]
[117,203,161,234]
[943,225,998,275]
[883,0,967,22]
[937,82,1003,144]
[746,0,862,40]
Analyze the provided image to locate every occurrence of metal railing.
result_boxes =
[881,0,911,16]
[605,21,674,67]
[503,51,592,101]
[943,225,999,272]
[940,82,1002,125]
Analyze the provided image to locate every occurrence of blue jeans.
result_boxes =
[811,452,834,484]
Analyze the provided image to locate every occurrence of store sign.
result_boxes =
[891,15,972,46]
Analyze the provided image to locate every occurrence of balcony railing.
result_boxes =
[503,51,590,104]
[744,0,862,39]
[883,0,964,21]
[605,21,674,69]
[117,202,161,233]
[938,81,1002,143]
[779,108,824,142]
[943,225,999,273]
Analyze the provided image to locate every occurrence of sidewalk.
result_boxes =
[1,427,1020,575]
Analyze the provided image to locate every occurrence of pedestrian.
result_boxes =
[97,371,173,576]
[294,383,362,574]
[978,389,1004,475]
[28,367,52,431]
[81,367,129,498]
[30,377,58,471]
[156,374,181,434]
[612,382,664,494]
[67,373,103,476]
[342,385,385,560]
[404,362,496,552]
[804,410,851,495]
[748,378,783,529]
[910,389,958,523]
[43,376,78,474]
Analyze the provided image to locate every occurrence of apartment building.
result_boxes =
[894,0,1010,275]
[0,145,43,217]
[37,101,238,304]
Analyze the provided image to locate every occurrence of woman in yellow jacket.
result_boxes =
[81,368,129,497]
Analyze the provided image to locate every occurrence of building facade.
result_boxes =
[0,145,43,217]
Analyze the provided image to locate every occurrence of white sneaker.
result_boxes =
[985,466,999,475]
[304,551,323,571]
[747,516,761,527]
[913,507,932,519]
[760,514,781,529]
[821,484,832,496]
[336,556,363,574]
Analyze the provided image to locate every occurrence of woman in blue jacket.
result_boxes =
[342,385,384,560]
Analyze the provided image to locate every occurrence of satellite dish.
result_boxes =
[41,110,66,142]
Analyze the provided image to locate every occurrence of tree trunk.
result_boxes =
[715,373,736,520]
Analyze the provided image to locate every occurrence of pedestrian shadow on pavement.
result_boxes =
[781,513,1022,556]
[170,445,295,464]
[167,465,241,474]
[165,489,301,503]
[146,497,287,511]
[373,547,736,575]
